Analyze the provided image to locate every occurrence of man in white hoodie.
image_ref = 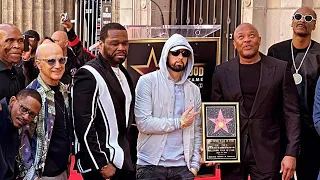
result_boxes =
[135,34,202,179]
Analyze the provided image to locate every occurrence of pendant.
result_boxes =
[293,73,303,85]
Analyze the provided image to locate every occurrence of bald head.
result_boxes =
[234,23,260,38]
[51,31,68,52]
[36,43,63,59]
[0,24,17,32]
[0,24,23,67]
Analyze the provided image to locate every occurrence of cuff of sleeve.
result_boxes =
[285,150,298,157]
[97,159,109,171]
[174,118,181,129]
[66,27,77,42]
[190,162,200,170]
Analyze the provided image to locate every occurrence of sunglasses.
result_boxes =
[293,13,316,22]
[38,57,68,66]
[170,50,191,57]
[17,101,38,119]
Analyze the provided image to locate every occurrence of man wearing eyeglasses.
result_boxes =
[134,34,201,179]
[268,7,320,180]
[0,24,24,102]
[16,43,72,180]
[0,88,42,180]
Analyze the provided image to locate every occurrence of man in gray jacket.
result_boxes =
[135,34,202,179]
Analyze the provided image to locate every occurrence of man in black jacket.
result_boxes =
[268,7,320,180]
[0,24,24,101]
[72,23,136,180]
[51,17,95,86]
[211,23,300,180]
[0,89,41,180]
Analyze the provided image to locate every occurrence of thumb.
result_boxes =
[280,162,284,173]
[182,107,193,116]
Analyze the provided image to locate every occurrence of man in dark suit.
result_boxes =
[211,23,300,180]
[268,7,320,180]
[72,23,136,180]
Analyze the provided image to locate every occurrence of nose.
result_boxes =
[53,59,62,68]
[243,36,251,42]
[22,113,31,121]
[117,43,127,51]
[299,17,306,23]
[12,40,21,49]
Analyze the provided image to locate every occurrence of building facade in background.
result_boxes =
[1,0,320,61]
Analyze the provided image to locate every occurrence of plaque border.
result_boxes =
[201,102,240,163]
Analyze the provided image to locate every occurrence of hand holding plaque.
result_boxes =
[180,107,200,129]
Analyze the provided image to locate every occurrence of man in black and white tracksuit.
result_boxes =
[72,23,136,180]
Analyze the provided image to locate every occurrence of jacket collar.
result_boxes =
[225,53,275,117]
[0,59,9,72]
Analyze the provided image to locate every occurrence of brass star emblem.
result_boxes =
[131,47,159,76]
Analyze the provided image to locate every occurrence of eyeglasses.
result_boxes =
[38,57,68,66]
[170,50,191,57]
[17,101,38,119]
[293,13,316,22]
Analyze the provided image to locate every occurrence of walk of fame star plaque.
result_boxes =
[202,102,240,163]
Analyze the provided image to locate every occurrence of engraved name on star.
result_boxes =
[209,109,232,133]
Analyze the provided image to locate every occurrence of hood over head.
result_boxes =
[159,34,194,84]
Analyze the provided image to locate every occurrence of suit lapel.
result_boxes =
[249,55,275,117]
[92,56,127,130]
[120,64,135,129]
[225,57,248,117]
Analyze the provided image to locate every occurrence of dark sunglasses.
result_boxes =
[17,101,38,119]
[170,50,191,57]
[38,57,68,66]
[293,13,316,22]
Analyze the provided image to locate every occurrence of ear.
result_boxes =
[9,96,17,107]
[65,40,69,48]
[35,59,42,70]
[233,40,236,49]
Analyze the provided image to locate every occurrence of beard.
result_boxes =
[166,61,187,72]
[103,48,127,65]
[106,53,127,64]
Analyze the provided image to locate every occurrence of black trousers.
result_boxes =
[82,169,136,180]
[220,143,281,180]
[296,123,320,180]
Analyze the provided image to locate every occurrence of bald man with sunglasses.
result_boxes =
[268,7,320,180]
[16,43,72,180]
